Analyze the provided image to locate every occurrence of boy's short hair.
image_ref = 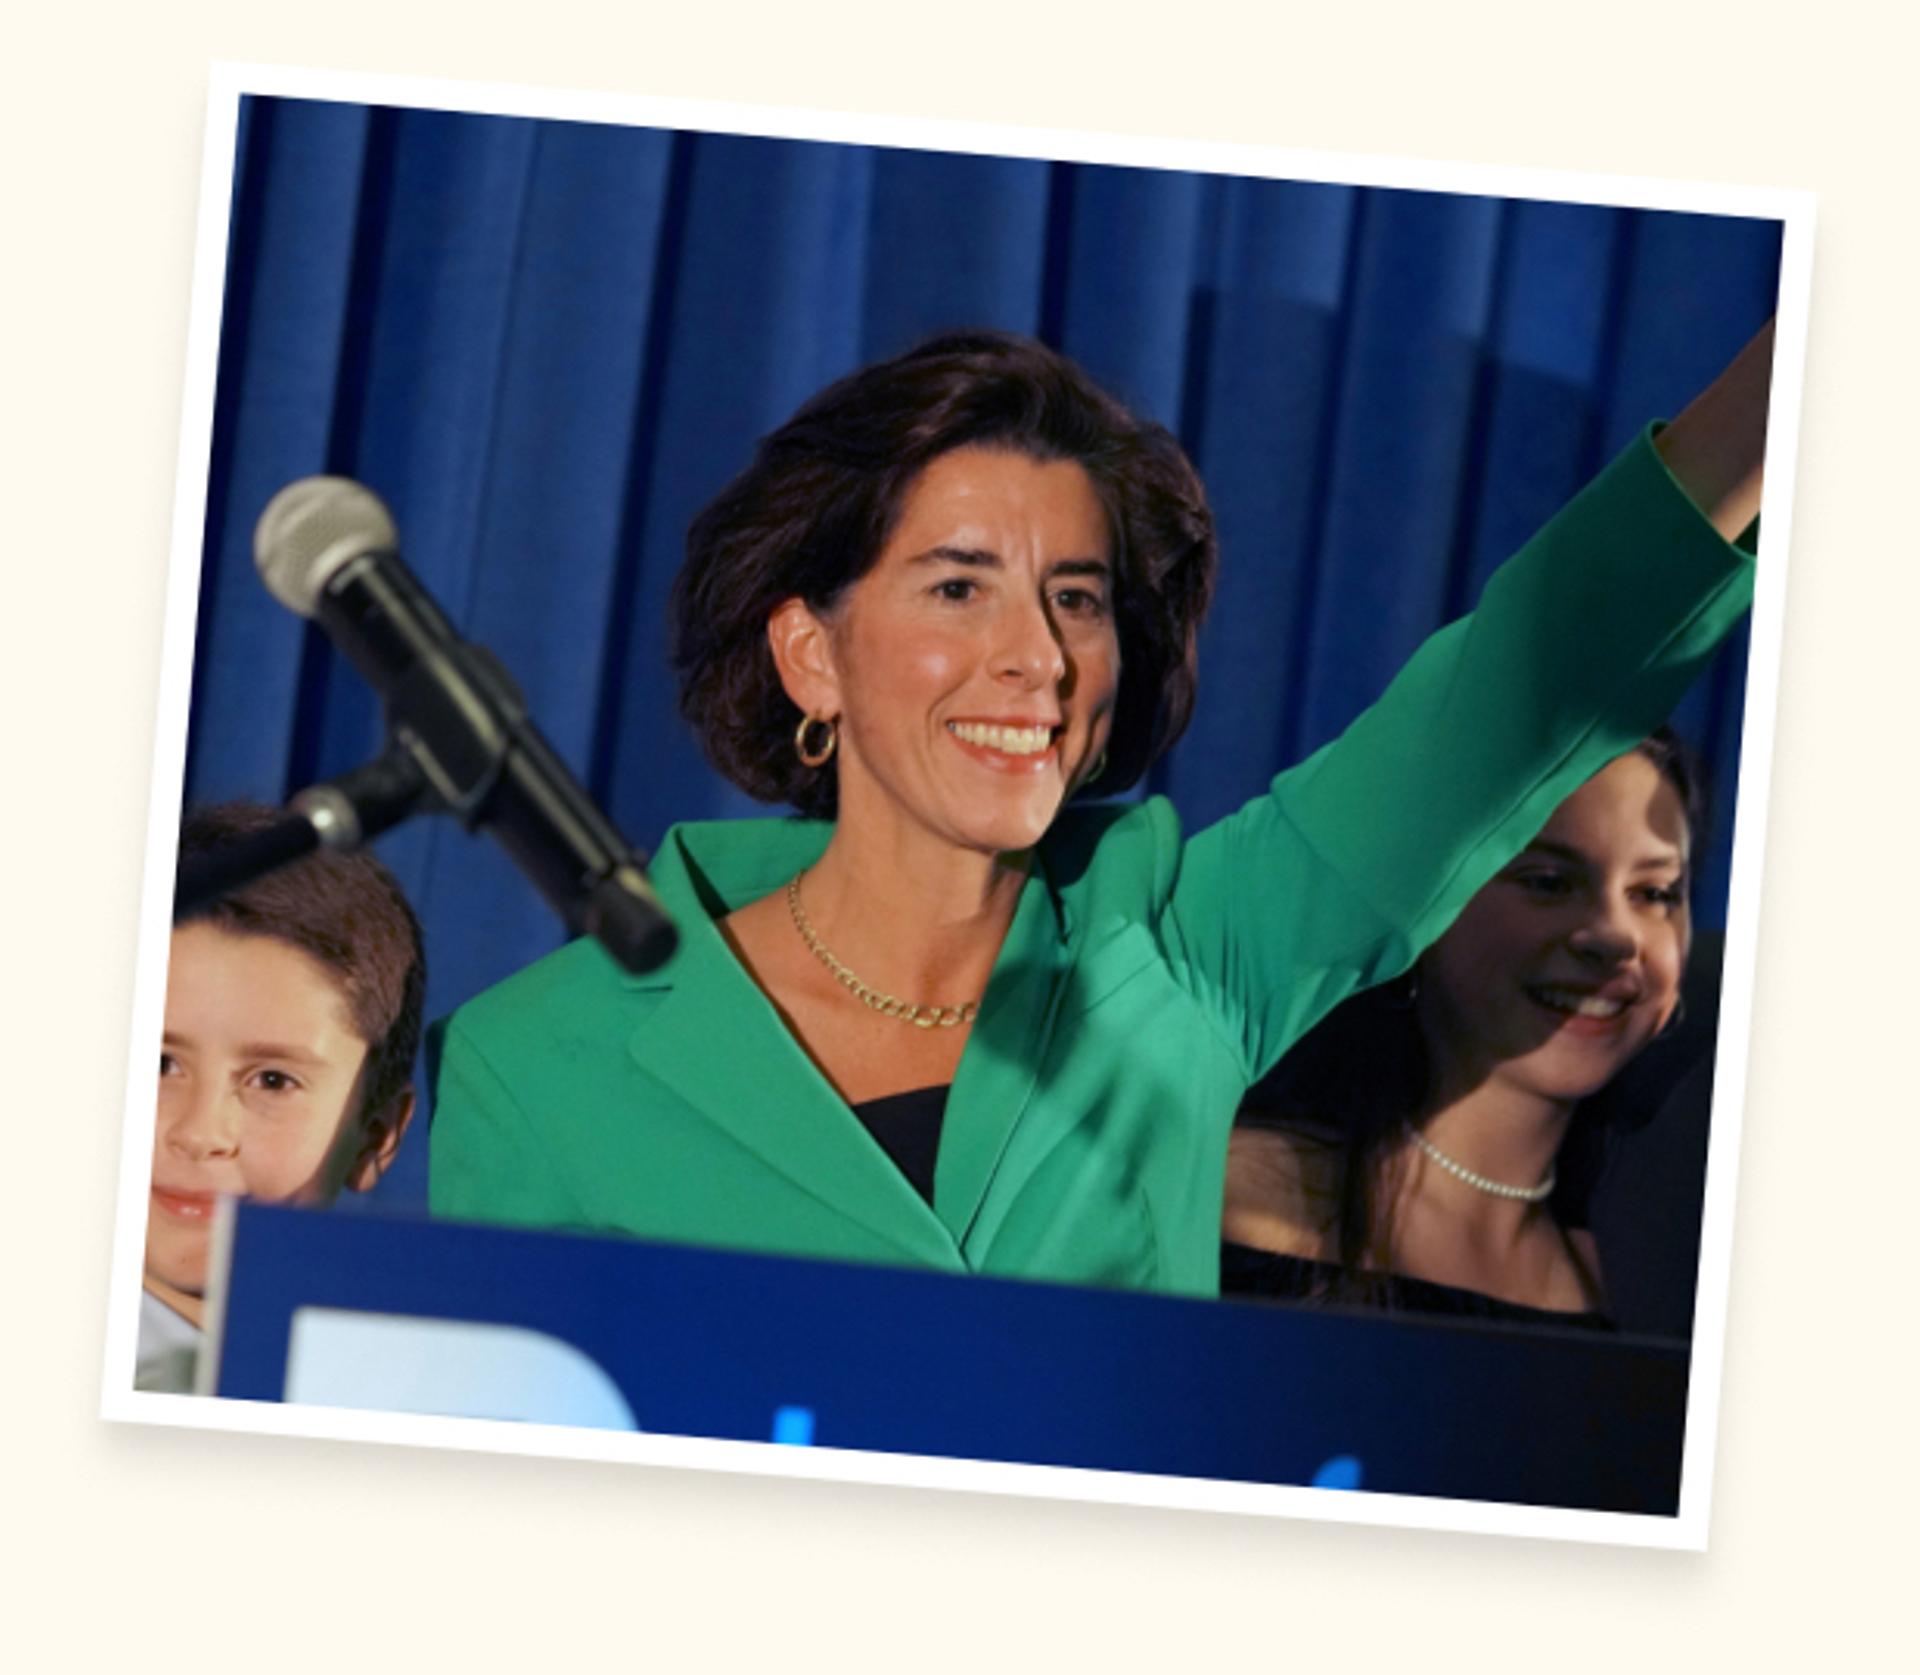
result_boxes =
[175,802,426,1125]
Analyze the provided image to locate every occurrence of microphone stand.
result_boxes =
[172,745,433,918]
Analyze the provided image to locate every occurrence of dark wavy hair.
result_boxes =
[174,802,426,1141]
[671,331,1218,819]
[1236,728,1708,1300]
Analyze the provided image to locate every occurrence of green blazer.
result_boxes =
[430,431,1754,1296]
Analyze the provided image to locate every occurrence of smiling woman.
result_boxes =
[732,449,1123,1088]
[768,448,1120,865]
[428,328,1767,1297]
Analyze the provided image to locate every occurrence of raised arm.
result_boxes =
[1655,318,1774,541]
[1161,330,1768,1081]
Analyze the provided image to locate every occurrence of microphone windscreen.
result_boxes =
[255,476,399,617]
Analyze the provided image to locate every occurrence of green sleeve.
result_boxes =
[1164,426,1756,1080]
[429,1015,588,1229]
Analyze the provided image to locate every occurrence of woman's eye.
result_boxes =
[1052,586,1108,618]
[251,1069,302,1094]
[1511,870,1572,897]
[1637,882,1687,908]
[159,1051,179,1078]
[932,577,977,603]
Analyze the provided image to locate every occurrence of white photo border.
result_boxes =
[100,57,1815,1553]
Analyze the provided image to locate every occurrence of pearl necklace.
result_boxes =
[787,874,979,1030]
[1404,1122,1556,1203]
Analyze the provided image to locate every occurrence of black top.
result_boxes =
[848,1084,949,1205]
[1220,1243,1615,1332]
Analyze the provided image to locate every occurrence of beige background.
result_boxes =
[5,1,1912,1665]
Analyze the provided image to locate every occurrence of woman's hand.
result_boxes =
[1654,317,1774,543]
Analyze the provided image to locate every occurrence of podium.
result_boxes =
[209,1202,1688,1513]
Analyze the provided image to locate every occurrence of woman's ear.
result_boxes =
[346,1089,416,1193]
[768,596,841,720]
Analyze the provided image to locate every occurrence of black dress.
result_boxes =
[1220,1242,1615,1332]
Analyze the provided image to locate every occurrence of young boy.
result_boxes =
[138,802,426,1393]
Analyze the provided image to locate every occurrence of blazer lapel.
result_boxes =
[935,862,1078,1247]
[624,831,963,1271]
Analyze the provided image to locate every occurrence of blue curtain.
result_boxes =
[187,98,1781,1205]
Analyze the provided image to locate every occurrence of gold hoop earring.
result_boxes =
[795,714,837,768]
[1087,747,1109,785]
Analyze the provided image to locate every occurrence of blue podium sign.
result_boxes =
[212,1202,1687,1513]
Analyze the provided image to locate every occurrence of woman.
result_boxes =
[430,326,1767,1297]
[1221,731,1707,1327]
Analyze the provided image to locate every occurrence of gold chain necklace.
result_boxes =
[787,873,979,1030]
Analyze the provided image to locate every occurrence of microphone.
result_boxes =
[253,476,677,975]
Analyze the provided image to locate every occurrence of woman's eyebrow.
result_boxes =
[1630,851,1688,873]
[907,548,1110,576]
[1518,838,1686,870]
[909,545,1000,568]
[1515,840,1588,865]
